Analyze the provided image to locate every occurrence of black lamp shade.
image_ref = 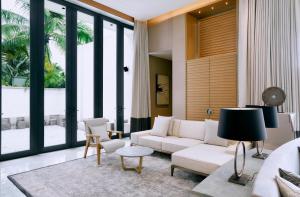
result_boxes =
[218,108,267,141]
[245,105,278,128]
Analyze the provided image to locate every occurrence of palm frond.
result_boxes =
[1,10,29,25]
[2,24,29,39]
[16,0,30,12]
[77,22,93,44]
[50,32,66,51]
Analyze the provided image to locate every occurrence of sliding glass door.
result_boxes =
[123,28,134,134]
[0,0,133,160]
[103,20,117,130]
[1,0,31,155]
[44,0,67,147]
[76,11,94,142]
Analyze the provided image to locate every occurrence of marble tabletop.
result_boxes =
[192,148,272,197]
[116,146,154,157]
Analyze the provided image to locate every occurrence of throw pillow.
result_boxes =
[204,119,228,147]
[158,115,174,136]
[279,168,300,187]
[90,125,110,141]
[151,116,171,137]
[172,119,181,137]
[276,176,300,197]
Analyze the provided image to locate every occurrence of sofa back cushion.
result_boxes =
[177,120,205,140]
[204,119,228,147]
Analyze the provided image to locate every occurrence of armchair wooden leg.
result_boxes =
[97,144,101,165]
[84,137,90,159]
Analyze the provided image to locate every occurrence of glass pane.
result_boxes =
[77,12,94,141]
[123,28,134,134]
[44,1,66,147]
[1,0,30,154]
[103,21,117,128]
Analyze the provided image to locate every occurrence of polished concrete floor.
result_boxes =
[0,141,132,197]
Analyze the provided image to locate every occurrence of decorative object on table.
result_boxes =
[156,74,169,106]
[262,86,286,112]
[218,108,267,186]
[246,105,278,159]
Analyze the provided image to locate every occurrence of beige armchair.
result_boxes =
[83,118,125,165]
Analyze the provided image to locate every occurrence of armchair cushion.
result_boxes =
[101,139,125,153]
[90,125,110,141]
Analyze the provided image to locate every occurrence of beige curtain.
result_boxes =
[240,0,300,130]
[130,20,151,132]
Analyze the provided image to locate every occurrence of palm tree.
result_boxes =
[1,0,93,87]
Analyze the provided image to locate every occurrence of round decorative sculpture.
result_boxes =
[262,87,286,106]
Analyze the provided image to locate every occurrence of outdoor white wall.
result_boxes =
[2,87,66,118]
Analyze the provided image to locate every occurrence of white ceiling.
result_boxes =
[94,0,200,20]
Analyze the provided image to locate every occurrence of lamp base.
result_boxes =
[228,174,250,186]
[252,152,269,160]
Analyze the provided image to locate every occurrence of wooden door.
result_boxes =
[186,58,210,120]
[209,52,237,120]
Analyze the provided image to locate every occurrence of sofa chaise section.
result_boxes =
[171,144,234,176]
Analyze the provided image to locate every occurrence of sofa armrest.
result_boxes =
[225,142,252,155]
[130,130,153,145]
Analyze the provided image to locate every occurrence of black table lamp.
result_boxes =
[246,105,278,159]
[218,108,267,186]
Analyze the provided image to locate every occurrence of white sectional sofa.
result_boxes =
[131,117,251,176]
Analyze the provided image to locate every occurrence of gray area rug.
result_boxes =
[9,152,204,197]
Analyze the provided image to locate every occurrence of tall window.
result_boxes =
[1,0,30,154]
[103,21,117,124]
[123,28,134,133]
[77,12,94,141]
[44,0,67,147]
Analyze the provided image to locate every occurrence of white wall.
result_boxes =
[148,14,186,119]
[172,15,186,119]
[148,19,172,53]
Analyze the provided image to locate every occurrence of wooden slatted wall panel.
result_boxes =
[199,9,237,57]
[186,58,210,120]
[186,14,198,60]
[209,52,237,120]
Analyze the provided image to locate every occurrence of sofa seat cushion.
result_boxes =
[138,135,164,151]
[162,136,203,153]
[130,130,152,145]
[172,144,234,175]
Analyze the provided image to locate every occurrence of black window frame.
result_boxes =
[0,0,133,161]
